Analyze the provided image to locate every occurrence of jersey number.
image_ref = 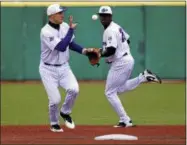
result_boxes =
[119,28,126,42]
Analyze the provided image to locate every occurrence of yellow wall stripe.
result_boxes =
[1,2,186,7]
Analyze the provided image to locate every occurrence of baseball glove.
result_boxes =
[86,48,101,66]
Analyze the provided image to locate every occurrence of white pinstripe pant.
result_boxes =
[39,62,79,125]
[105,56,146,123]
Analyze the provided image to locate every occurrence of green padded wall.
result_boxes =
[1,6,185,80]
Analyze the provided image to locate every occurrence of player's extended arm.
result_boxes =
[99,39,130,57]
[54,28,74,52]
[69,41,85,54]
[100,46,116,57]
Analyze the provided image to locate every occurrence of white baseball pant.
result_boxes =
[105,56,146,123]
[39,62,79,125]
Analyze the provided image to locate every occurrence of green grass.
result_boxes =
[1,82,185,125]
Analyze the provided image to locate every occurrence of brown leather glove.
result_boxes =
[85,48,101,66]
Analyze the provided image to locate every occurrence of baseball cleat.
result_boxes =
[60,112,75,129]
[50,124,63,132]
[143,69,162,84]
[114,120,135,128]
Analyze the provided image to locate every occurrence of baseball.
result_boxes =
[92,14,98,20]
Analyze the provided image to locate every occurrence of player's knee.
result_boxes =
[67,87,79,97]
[49,97,61,105]
[105,90,113,99]
[105,87,118,99]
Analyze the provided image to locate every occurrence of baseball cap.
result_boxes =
[98,6,112,15]
[47,3,67,16]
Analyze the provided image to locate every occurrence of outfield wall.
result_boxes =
[1,2,185,80]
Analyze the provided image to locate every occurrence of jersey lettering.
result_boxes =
[119,28,125,42]
[102,42,107,46]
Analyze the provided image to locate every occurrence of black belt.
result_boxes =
[44,63,62,67]
[107,52,128,64]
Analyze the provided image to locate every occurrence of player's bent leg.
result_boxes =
[117,73,146,94]
[60,87,79,129]
[61,87,79,114]
[117,69,162,95]
[39,67,63,132]
[59,66,79,129]
[60,85,79,129]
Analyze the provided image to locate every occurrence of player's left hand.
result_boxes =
[84,48,101,67]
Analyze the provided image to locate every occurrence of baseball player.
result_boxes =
[97,6,162,127]
[39,4,92,132]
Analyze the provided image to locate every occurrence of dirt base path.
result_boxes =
[1,125,185,144]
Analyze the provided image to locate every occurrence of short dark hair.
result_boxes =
[99,13,112,17]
